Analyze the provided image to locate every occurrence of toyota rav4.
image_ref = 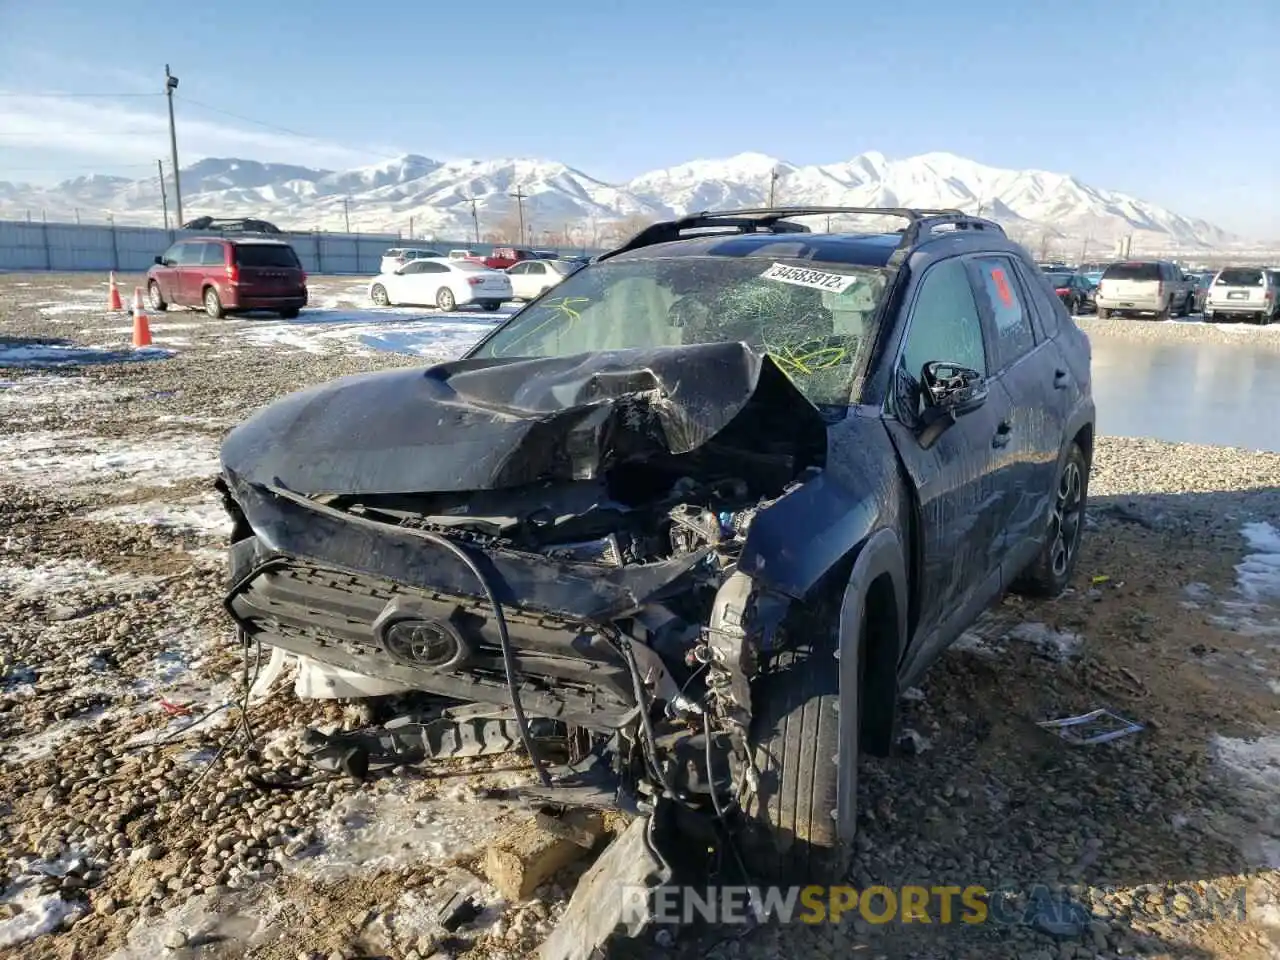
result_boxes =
[215,207,1094,882]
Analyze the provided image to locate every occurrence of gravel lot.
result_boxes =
[1,273,1279,960]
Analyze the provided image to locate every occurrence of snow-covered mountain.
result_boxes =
[0,150,1238,251]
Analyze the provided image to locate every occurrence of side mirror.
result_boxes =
[921,361,988,415]
[154,255,164,265]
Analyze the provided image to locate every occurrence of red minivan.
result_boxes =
[147,237,308,319]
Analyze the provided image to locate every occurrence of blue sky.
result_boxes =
[0,0,1275,237]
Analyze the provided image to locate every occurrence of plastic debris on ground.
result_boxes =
[1037,708,1144,745]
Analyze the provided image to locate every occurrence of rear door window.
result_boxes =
[971,256,1038,369]
[201,243,226,266]
[1009,258,1061,337]
[234,244,301,268]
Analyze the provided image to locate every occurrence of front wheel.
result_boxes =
[147,281,168,312]
[204,287,225,319]
[480,300,502,312]
[370,284,391,307]
[740,602,855,883]
[1011,442,1089,598]
[436,287,457,311]
[279,308,300,320]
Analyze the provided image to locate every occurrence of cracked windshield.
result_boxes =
[474,256,887,404]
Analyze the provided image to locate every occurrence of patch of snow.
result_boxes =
[0,376,134,409]
[235,307,507,358]
[0,430,219,492]
[1006,622,1082,661]
[9,706,121,763]
[1182,582,1213,601]
[86,496,231,538]
[1237,522,1280,603]
[0,884,85,948]
[0,558,157,599]
[0,341,172,368]
[1211,734,1280,870]
[952,630,1000,658]
[106,888,286,960]
[35,300,102,316]
[291,787,511,879]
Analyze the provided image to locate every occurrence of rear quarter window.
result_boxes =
[235,244,301,268]
[1102,262,1161,282]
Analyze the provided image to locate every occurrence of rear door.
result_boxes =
[394,260,449,305]
[507,261,532,299]
[970,254,1067,574]
[882,255,1018,674]
[235,243,304,297]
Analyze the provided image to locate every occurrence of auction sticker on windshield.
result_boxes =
[761,262,857,294]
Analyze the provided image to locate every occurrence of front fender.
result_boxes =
[737,473,877,599]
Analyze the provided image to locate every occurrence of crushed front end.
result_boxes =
[217,341,829,823]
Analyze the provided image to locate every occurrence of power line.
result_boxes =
[174,94,410,164]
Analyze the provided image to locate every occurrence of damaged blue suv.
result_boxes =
[216,207,1094,884]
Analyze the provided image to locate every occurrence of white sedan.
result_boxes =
[506,259,582,301]
[368,258,513,311]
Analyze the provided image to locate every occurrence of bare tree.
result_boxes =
[493,212,523,244]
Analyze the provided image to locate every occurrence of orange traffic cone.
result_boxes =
[131,287,152,347]
[107,271,123,311]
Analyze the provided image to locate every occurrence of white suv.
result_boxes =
[1095,260,1194,320]
[1204,267,1280,324]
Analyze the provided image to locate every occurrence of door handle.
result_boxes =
[992,421,1013,448]
[1053,369,1071,389]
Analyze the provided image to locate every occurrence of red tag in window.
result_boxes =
[991,268,1014,307]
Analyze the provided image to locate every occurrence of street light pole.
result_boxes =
[164,65,183,226]
[768,169,779,206]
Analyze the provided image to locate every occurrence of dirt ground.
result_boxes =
[1,273,1278,960]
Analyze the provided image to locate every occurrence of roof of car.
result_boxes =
[606,231,905,267]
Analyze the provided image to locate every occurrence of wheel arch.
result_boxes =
[837,527,909,761]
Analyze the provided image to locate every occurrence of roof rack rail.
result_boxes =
[598,206,1006,261]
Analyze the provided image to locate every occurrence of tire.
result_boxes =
[1204,310,1215,323]
[1097,307,1111,320]
[147,281,168,312]
[1156,302,1172,322]
[1177,295,1190,318]
[740,602,855,884]
[279,308,300,320]
[481,301,501,312]
[436,287,456,311]
[1011,442,1089,598]
[203,286,225,319]
[370,284,391,307]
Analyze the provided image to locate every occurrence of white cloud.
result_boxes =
[0,93,386,173]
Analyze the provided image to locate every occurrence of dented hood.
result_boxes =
[220,341,823,495]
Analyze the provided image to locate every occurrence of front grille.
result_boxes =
[227,558,637,727]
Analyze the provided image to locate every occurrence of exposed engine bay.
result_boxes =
[218,341,830,834]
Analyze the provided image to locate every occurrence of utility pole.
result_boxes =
[462,196,480,245]
[508,188,527,247]
[164,65,183,226]
[74,208,80,225]
[409,215,414,239]
[343,197,351,233]
[768,169,779,206]
[157,159,170,232]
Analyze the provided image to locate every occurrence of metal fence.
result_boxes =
[0,220,606,274]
